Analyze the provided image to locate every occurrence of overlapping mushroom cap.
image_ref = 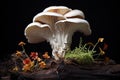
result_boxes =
[24,6,92,60]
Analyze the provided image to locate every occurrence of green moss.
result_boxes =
[65,50,94,65]
[65,37,96,65]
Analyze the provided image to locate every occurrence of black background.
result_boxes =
[1,0,119,63]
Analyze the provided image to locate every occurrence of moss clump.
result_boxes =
[65,37,105,65]
[65,52,94,65]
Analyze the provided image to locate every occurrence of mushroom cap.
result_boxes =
[43,6,72,15]
[24,22,52,43]
[55,18,91,35]
[64,9,85,19]
[33,12,65,27]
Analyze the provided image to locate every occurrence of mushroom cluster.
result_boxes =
[24,6,92,60]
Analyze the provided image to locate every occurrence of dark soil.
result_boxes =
[0,59,120,80]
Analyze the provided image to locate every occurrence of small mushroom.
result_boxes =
[54,18,91,58]
[24,22,52,43]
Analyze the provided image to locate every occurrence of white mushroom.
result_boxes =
[24,22,52,43]
[54,18,91,58]
[24,6,92,60]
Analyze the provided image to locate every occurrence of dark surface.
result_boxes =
[1,0,119,63]
[0,59,120,80]
[9,62,120,80]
